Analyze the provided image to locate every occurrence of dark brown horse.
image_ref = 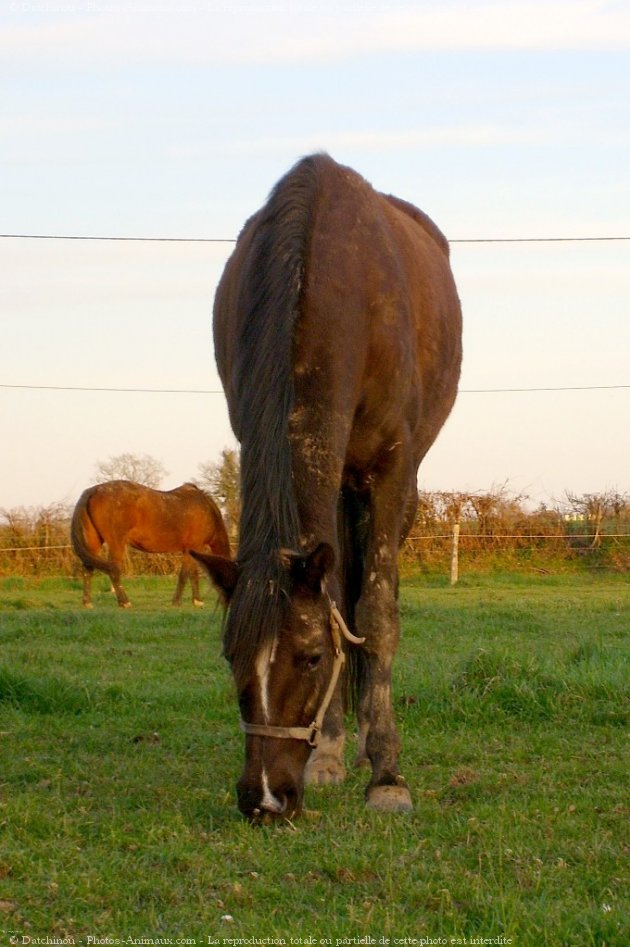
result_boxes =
[71,481,230,608]
[196,154,462,821]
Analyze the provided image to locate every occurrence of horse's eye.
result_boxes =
[305,653,323,672]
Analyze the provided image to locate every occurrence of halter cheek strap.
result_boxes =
[239,598,365,748]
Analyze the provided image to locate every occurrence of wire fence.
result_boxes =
[400,527,630,579]
[3,233,630,243]
[2,532,628,580]
[2,232,629,397]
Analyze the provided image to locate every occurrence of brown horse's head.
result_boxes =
[195,542,343,821]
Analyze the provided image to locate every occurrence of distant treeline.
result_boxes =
[1,487,629,577]
[401,488,630,574]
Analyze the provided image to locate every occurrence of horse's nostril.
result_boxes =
[261,793,287,815]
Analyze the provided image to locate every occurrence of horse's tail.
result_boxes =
[70,487,115,577]
[211,503,232,558]
[196,489,232,559]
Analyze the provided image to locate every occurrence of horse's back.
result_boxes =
[215,153,461,452]
[292,155,462,469]
[129,483,223,552]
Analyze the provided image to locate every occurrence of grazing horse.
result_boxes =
[196,154,462,821]
[71,481,230,608]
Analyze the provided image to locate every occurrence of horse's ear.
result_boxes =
[286,542,335,593]
[191,552,239,603]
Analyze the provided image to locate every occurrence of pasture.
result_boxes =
[0,572,628,945]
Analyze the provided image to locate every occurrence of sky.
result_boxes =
[2,0,629,514]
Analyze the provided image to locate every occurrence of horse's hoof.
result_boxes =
[82,603,93,609]
[193,599,204,608]
[366,781,413,812]
[354,751,370,769]
[305,754,347,786]
[120,602,132,609]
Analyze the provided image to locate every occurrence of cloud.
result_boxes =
[2,0,630,71]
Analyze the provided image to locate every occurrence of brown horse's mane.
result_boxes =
[221,155,324,684]
[234,156,322,559]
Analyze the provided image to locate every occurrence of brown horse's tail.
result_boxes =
[70,487,116,577]
[212,503,232,558]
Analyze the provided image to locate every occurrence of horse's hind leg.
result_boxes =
[81,566,94,608]
[172,565,186,606]
[79,515,101,608]
[111,568,131,607]
[173,554,203,607]
[189,563,204,607]
[106,544,131,607]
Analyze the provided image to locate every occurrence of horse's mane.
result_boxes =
[223,154,322,685]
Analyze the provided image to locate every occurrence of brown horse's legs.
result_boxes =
[105,546,131,607]
[190,569,203,606]
[355,577,410,809]
[353,456,413,812]
[81,567,94,608]
[354,695,370,768]
[173,554,204,607]
[172,566,186,606]
[111,574,131,607]
[78,516,101,608]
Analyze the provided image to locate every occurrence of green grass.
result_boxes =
[0,573,628,945]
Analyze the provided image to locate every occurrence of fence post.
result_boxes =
[450,523,460,585]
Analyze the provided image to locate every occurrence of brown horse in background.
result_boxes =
[71,481,230,608]
[195,153,462,821]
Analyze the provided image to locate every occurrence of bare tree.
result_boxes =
[435,490,471,526]
[564,490,620,548]
[608,489,630,531]
[197,448,241,542]
[415,492,440,530]
[468,490,501,544]
[0,507,30,543]
[94,453,167,488]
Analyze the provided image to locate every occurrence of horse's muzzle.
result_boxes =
[237,777,302,823]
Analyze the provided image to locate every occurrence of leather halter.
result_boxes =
[239,597,365,748]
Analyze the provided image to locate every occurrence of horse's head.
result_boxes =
[195,542,352,822]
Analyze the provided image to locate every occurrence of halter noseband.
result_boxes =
[239,597,365,748]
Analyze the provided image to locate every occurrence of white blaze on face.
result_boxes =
[255,635,278,723]
[254,635,284,813]
[261,769,286,814]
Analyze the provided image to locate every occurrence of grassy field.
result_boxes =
[0,572,628,946]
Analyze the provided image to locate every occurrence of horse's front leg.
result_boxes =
[355,561,411,811]
[304,687,347,786]
[304,568,347,787]
[354,457,414,812]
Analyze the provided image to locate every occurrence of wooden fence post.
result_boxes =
[450,523,460,585]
